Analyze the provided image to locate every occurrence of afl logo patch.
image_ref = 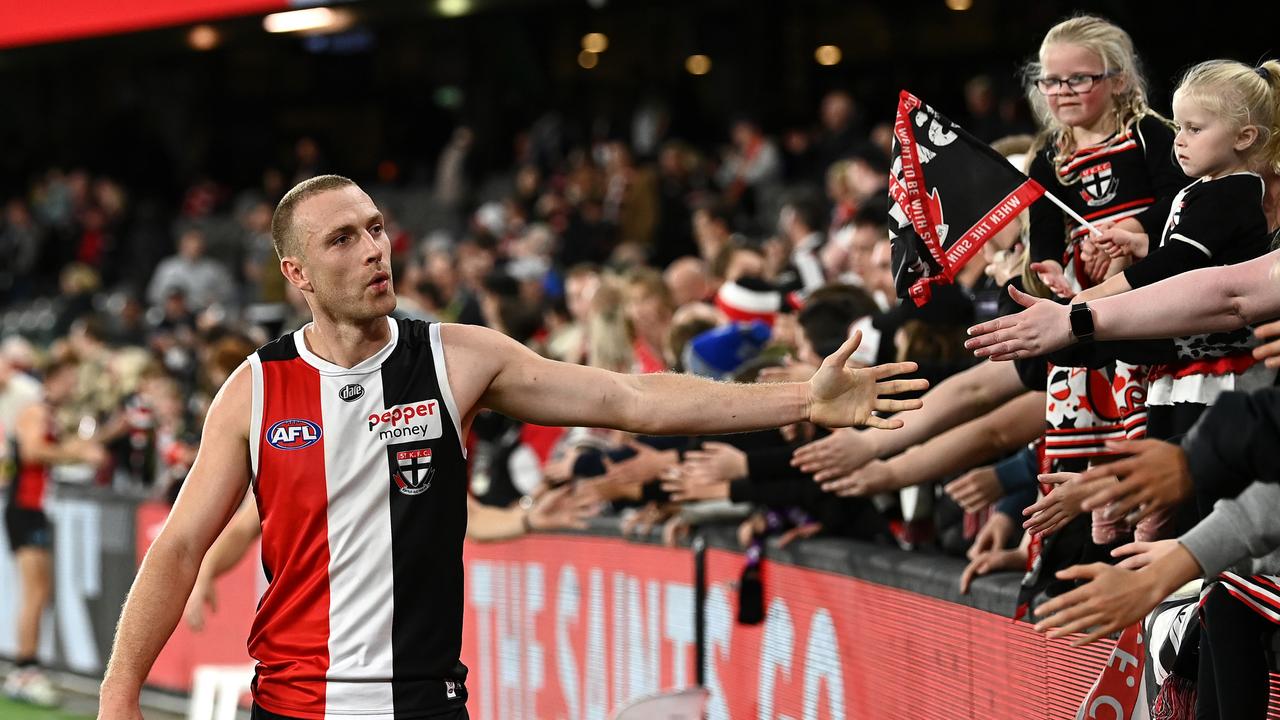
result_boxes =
[266,419,322,450]
[339,383,365,402]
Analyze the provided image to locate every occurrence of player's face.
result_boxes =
[291,186,397,322]
[1040,43,1117,133]
[1171,94,1248,179]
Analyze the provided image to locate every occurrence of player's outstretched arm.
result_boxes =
[99,363,254,720]
[966,250,1280,361]
[441,324,928,437]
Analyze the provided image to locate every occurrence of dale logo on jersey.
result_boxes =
[388,440,436,496]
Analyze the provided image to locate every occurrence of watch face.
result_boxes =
[1070,304,1094,339]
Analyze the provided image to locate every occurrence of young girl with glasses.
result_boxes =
[973,15,1190,630]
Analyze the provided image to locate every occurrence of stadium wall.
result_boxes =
[4,487,1280,718]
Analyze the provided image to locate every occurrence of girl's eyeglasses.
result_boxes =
[1035,71,1117,95]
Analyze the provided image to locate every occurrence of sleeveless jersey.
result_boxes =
[247,317,469,719]
[6,415,55,512]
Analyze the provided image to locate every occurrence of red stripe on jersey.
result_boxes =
[13,463,48,510]
[1081,197,1154,221]
[249,357,332,718]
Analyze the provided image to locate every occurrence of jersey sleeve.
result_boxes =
[1122,239,1212,288]
[1124,180,1247,287]
[1134,115,1189,237]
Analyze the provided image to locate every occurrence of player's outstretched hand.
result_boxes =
[807,331,928,430]
[965,285,1073,361]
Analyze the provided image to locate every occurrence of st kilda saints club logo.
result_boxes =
[1079,161,1118,207]
[387,440,436,496]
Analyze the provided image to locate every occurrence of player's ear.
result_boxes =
[281,256,312,293]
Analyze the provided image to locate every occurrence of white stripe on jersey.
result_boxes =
[320,365,399,719]
[248,353,264,477]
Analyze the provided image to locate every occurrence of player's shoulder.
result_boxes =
[394,317,435,347]
[254,329,300,363]
[435,322,526,377]
[436,321,509,349]
[205,361,253,438]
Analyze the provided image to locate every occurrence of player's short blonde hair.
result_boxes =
[270,174,357,260]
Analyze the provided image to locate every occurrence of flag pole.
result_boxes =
[1041,190,1102,236]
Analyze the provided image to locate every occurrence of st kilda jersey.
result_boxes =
[1125,172,1274,408]
[246,317,469,719]
[1022,115,1185,471]
[1028,114,1187,291]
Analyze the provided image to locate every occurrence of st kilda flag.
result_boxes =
[889,90,1045,305]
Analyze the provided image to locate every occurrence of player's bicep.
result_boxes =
[467,327,638,428]
[162,363,254,558]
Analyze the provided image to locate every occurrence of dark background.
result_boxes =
[0,0,1273,198]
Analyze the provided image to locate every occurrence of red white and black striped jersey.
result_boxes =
[6,413,54,512]
[247,317,469,719]
[1028,114,1188,291]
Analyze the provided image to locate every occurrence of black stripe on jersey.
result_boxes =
[256,333,299,363]
[381,319,470,713]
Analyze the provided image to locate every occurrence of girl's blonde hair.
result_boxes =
[1024,16,1156,160]
[586,275,634,372]
[1174,59,1280,175]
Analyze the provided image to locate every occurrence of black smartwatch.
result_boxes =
[1069,302,1095,342]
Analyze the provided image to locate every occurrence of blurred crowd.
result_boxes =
[0,82,1030,553]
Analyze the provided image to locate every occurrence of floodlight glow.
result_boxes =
[437,0,473,17]
[685,55,711,76]
[263,8,351,34]
[815,45,841,66]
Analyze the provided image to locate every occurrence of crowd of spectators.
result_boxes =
[0,65,1114,625]
[0,83,1027,552]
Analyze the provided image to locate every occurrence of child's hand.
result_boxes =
[1030,260,1074,299]
[1091,223,1149,259]
[1078,239,1113,283]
